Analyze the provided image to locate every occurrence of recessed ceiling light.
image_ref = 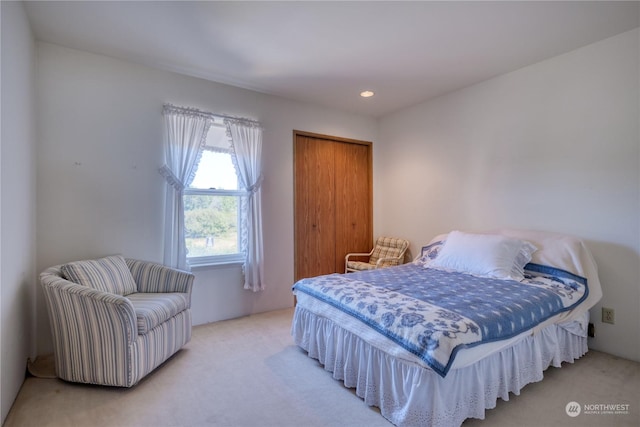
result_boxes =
[360,90,375,98]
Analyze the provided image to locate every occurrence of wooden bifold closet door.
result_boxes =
[294,130,372,281]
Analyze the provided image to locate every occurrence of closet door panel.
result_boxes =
[334,142,372,273]
[294,136,336,280]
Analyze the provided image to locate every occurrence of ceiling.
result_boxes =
[24,1,640,118]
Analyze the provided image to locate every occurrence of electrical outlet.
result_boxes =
[602,307,615,324]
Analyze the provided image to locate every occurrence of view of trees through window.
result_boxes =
[184,194,238,257]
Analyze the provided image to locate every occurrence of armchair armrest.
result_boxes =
[40,268,139,386]
[345,249,375,262]
[125,259,194,299]
[40,270,138,344]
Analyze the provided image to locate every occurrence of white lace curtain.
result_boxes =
[159,105,212,270]
[160,105,265,291]
[226,119,265,292]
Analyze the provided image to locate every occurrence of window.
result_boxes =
[184,124,244,266]
[162,104,263,288]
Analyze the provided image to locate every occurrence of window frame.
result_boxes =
[184,148,246,267]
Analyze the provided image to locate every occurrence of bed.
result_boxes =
[291,229,602,426]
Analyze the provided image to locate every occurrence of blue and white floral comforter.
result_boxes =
[292,263,588,377]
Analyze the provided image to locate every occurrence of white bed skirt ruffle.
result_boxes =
[292,306,587,427]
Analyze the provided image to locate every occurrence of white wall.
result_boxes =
[377,29,640,361]
[0,1,38,423]
[35,43,377,353]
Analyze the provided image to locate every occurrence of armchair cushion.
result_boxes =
[346,261,378,271]
[127,292,191,334]
[61,255,137,296]
[369,237,409,267]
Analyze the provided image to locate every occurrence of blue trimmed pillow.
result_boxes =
[61,255,137,295]
[414,241,445,266]
[426,231,537,281]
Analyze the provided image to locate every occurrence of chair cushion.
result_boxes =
[61,255,137,296]
[346,261,378,271]
[127,292,190,334]
[369,237,408,267]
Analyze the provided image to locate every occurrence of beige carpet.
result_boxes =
[5,308,639,427]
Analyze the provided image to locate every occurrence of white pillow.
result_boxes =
[427,231,537,281]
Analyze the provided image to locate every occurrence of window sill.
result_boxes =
[189,258,244,270]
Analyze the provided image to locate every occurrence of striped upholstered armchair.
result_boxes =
[40,255,193,387]
[345,236,410,273]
